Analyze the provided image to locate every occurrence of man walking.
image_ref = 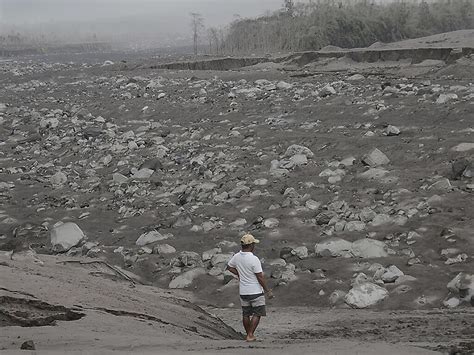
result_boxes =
[226,234,273,342]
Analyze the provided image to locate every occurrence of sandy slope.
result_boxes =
[0,253,445,354]
[368,29,474,49]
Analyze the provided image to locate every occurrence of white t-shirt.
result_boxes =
[227,251,264,295]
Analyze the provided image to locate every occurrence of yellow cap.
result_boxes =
[241,234,260,245]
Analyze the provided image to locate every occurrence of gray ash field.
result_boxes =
[0,40,473,353]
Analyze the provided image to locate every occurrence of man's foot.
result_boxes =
[246,335,257,342]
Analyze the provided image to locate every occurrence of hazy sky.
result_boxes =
[0,0,283,25]
[0,0,285,46]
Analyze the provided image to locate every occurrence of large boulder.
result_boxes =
[370,214,393,227]
[172,251,203,267]
[315,238,352,257]
[436,93,457,104]
[451,158,469,178]
[153,244,176,255]
[344,221,366,232]
[358,168,390,181]
[447,273,474,303]
[284,144,314,158]
[210,253,234,267]
[50,222,85,252]
[344,282,389,308]
[329,290,347,305]
[452,143,474,152]
[347,74,365,81]
[202,248,221,262]
[272,263,297,284]
[351,238,390,258]
[130,168,154,180]
[315,238,391,259]
[362,148,390,167]
[382,265,404,283]
[169,268,206,289]
[136,231,168,246]
[319,84,336,97]
[140,158,163,171]
[277,81,293,90]
[50,172,68,187]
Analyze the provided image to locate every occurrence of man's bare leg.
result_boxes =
[246,315,260,341]
[243,316,251,338]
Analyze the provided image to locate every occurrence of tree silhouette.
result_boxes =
[190,13,204,56]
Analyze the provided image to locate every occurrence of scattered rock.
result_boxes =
[447,272,474,302]
[381,265,404,283]
[136,231,168,246]
[443,297,460,308]
[452,158,470,179]
[210,253,234,266]
[20,341,35,350]
[358,168,390,181]
[50,222,85,252]
[329,290,347,305]
[345,282,389,308]
[319,84,336,97]
[436,93,458,104]
[429,178,452,191]
[344,221,366,232]
[276,81,293,90]
[347,74,365,81]
[284,144,314,158]
[452,143,474,152]
[384,125,400,136]
[305,200,321,210]
[350,238,390,258]
[293,246,309,259]
[362,148,390,167]
[50,172,67,187]
[263,218,280,229]
[153,244,176,255]
[131,168,155,180]
[315,238,352,257]
[169,268,206,289]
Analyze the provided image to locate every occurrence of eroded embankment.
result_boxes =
[152,47,473,71]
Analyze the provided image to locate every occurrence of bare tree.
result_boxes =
[208,27,220,54]
[190,13,204,56]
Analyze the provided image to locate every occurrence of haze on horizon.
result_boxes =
[0,0,285,46]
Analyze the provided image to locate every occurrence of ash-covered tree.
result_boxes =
[283,0,295,16]
[418,1,434,31]
[207,27,220,54]
[190,13,204,56]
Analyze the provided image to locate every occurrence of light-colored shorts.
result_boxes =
[240,295,266,317]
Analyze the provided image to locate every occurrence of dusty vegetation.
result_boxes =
[211,0,474,54]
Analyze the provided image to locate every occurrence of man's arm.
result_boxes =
[226,265,239,278]
[255,272,273,298]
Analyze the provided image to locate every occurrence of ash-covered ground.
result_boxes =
[0,37,473,353]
